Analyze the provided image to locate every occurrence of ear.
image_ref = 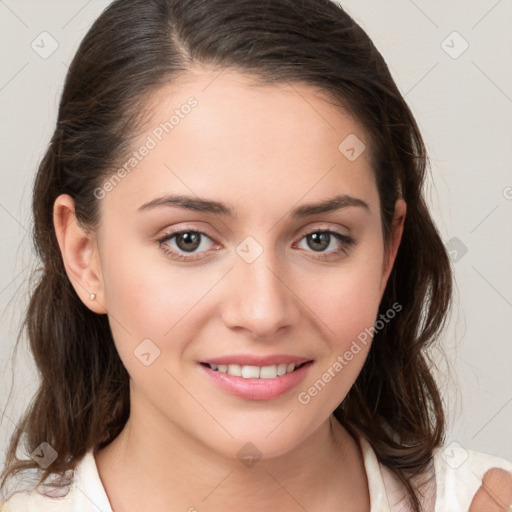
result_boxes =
[379,198,406,298]
[53,194,106,314]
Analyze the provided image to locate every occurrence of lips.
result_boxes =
[198,354,314,400]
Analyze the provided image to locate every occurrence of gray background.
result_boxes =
[1,0,511,470]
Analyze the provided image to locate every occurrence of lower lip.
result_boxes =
[198,362,313,401]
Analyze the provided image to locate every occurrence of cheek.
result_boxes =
[100,234,228,378]
[301,245,385,346]
[294,254,384,412]
[99,238,188,358]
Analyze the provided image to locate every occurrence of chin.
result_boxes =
[197,415,321,462]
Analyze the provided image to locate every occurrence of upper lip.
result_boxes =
[201,354,312,367]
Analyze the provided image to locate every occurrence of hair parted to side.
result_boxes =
[1,1,452,510]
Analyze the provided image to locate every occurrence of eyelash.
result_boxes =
[156,227,356,262]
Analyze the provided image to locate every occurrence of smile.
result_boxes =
[198,358,314,400]
[203,362,309,379]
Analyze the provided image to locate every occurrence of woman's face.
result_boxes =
[85,69,404,459]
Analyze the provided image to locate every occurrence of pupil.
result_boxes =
[178,232,200,252]
[309,232,329,251]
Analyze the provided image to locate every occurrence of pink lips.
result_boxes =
[198,354,314,401]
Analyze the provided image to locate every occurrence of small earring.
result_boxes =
[89,293,96,300]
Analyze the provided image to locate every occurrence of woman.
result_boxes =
[1,0,511,510]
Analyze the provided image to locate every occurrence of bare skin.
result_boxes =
[54,68,407,511]
[94,414,370,511]
[469,468,512,512]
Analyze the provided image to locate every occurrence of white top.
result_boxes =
[2,435,511,511]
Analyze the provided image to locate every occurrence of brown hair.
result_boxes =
[1,1,452,510]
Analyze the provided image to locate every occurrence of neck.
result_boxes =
[95,400,369,512]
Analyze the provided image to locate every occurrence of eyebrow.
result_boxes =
[137,193,370,217]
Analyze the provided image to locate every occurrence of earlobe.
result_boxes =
[53,194,106,314]
[379,198,407,297]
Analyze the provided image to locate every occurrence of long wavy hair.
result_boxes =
[1,1,452,510]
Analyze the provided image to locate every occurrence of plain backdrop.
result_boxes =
[1,0,511,471]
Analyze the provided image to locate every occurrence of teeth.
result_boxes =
[241,365,260,378]
[210,363,298,378]
[227,364,242,376]
[259,366,277,379]
[277,364,287,376]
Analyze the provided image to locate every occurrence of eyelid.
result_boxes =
[298,222,352,237]
[157,221,352,240]
[156,223,356,261]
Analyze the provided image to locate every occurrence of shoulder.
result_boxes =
[373,440,512,512]
[0,483,74,512]
[0,450,112,512]
[432,442,512,511]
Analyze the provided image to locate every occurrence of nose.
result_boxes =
[221,247,300,339]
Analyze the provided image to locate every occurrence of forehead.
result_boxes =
[143,67,365,142]
[137,67,371,159]
[99,68,378,220]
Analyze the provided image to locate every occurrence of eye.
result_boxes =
[295,228,356,260]
[157,230,216,262]
[157,227,356,262]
